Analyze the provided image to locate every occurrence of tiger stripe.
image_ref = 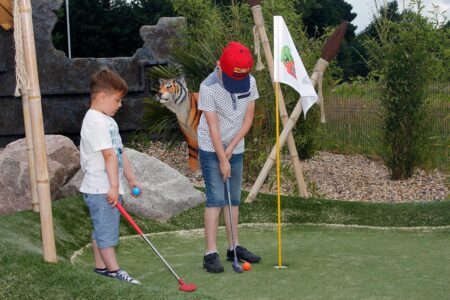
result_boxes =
[157,79,202,171]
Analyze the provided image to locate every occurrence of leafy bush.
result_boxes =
[365,3,448,179]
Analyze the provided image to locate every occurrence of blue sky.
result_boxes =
[347,0,450,32]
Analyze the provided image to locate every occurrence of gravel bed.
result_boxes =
[141,142,449,203]
[302,152,448,202]
[2,142,446,203]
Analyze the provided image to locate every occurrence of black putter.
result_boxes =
[225,179,243,273]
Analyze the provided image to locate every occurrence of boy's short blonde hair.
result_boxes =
[90,67,128,98]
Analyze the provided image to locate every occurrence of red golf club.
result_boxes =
[116,203,197,292]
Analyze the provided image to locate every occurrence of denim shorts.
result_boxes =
[83,193,123,249]
[199,149,243,208]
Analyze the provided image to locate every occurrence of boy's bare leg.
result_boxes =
[223,206,239,248]
[92,240,106,269]
[92,240,119,271]
[204,207,222,253]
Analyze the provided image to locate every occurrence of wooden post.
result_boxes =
[0,0,13,30]
[245,21,348,203]
[18,0,57,262]
[2,0,39,212]
[21,93,40,212]
[248,1,309,198]
[246,60,327,203]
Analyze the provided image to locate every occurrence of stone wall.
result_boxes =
[0,0,185,146]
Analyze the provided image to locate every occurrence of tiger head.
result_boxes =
[155,79,188,110]
[154,78,202,172]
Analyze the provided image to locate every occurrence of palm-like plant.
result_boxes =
[143,0,325,181]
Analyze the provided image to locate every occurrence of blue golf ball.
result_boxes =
[132,187,141,196]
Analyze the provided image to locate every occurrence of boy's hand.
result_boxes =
[106,187,119,207]
[225,146,233,161]
[219,159,231,182]
[129,181,143,197]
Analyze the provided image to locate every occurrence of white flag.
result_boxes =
[273,16,318,117]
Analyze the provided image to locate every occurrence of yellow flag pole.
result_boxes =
[275,82,283,268]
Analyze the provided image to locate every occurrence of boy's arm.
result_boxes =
[122,150,143,195]
[204,111,230,181]
[102,148,119,206]
[225,100,256,159]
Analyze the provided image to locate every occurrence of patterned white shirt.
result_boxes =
[197,68,259,154]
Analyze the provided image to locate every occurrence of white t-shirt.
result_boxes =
[197,69,259,154]
[79,109,125,195]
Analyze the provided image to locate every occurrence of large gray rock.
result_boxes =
[123,148,204,220]
[0,135,80,215]
[59,168,83,199]
[59,148,204,220]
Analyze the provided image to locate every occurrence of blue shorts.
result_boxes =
[199,149,243,208]
[83,193,123,249]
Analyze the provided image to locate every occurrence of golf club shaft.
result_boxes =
[115,203,181,280]
[225,180,238,260]
[140,234,181,280]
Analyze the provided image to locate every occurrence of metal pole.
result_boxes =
[65,0,71,58]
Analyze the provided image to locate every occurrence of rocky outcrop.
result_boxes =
[0,135,79,214]
[123,148,204,220]
[0,0,186,146]
[60,148,205,220]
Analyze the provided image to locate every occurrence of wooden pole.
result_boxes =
[5,0,39,212]
[0,0,13,30]
[21,93,40,212]
[245,61,326,203]
[245,21,348,203]
[18,0,57,262]
[249,2,309,198]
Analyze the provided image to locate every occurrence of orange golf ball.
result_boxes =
[242,262,251,271]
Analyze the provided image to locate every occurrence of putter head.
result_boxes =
[178,278,197,292]
[233,258,243,273]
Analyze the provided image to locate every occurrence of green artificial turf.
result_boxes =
[0,194,449,299]
[73,225,450,300]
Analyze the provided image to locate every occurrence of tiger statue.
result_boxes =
[155,79,202,171]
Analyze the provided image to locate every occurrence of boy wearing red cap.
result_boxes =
[198,42,261,273]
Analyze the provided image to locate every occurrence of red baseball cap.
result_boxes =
[219,42,254,93]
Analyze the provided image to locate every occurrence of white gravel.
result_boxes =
[141,142,449,203]
[3,141,446,202]
[302,151,448,202]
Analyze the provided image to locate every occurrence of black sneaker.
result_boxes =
[227,245,261,263]
[203,252,224,273]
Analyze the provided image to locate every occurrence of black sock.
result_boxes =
[94,268,108,274]
[95,267,107,271]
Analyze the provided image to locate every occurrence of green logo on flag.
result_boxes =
[281,46,297,79]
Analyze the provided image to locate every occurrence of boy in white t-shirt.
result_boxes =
[79,67,142,284]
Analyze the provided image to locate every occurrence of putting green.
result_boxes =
[72,224,450,299]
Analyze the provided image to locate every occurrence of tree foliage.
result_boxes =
[296,0,357,39]
[52,0,174,57]
[52,0,364,80]
[365,2,449,179]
